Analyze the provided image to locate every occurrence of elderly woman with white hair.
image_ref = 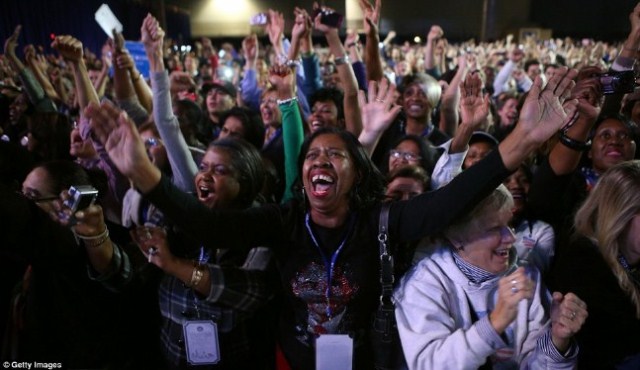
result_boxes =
[394,185,588,370]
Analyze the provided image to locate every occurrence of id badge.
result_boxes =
[316,334,353,370]
[183,320,220,365]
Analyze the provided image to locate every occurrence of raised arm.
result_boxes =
[358,0,384,82]
[548,66,602,175]
[313,4,363,136]
[424,25,444,76]
[430,71,490,189]
[357,79,402,156]
[51,35,99,110]
[6,25,57,112]
[141,13,197,192]
[438,54,471,137]
[23,44,61,102]
[499,67,578,170]
[269,64,304,203]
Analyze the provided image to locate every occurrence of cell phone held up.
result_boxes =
[599,70,637,95]
[64,185,98,214]
[313,8,344,29]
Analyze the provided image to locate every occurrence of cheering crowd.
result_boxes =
[2,1,640,369]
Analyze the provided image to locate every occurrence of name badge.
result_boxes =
[183,320,220,365]
[316,334,353,370]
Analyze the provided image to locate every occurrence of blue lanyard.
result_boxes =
[304,212,355,318]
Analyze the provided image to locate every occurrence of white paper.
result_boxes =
[316,334,353,370]
[94,4,123,37]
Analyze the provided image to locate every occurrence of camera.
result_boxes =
[64,185,98,214]
[249,13,268,26]
[313,8,344,28]
[599,70,637,95]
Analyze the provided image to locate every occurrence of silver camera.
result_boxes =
[64,185,98,213]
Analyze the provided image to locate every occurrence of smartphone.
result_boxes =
[313,8,344,28]
[599,70,636,95]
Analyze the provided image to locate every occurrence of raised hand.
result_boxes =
[427,25,444,43]
[344,29,360,50]
[242,34,258,67]
[292,7,312,41]
[357,0,381,35]
[459,71,490,128]
[489,267,535,334]
[115,49,134,70]
[516,66,578,146]
[266,9,285,51]
[359,79,401,134]
[549,292,588,352]
[268,64,296,99]
[85,101,152,180]
[567,65,604,124]
[141,13,165,57]
[4,25,21,58]
[51,35,84,64]
[312,2,338,34]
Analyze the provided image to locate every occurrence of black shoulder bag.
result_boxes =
[370,203,407,370]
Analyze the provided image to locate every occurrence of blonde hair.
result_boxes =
[574,160,640,318]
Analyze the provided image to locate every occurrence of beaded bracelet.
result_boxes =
[277,96,298,106]
[74,228,110,248]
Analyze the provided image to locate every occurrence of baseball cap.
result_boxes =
[201,80,237,98]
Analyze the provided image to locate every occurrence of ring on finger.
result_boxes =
[375,98,384,103]
[570,311,577,320]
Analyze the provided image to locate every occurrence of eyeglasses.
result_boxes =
[16,190,58,203]
[390,150,421,161]
[144,137,161,148]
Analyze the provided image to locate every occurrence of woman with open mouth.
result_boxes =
[87,56,584,368]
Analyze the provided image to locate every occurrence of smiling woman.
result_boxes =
[87,64,584,369]
[395,185,589,370]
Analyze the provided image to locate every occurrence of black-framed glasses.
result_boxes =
[390,149,421,161]
[16,190,58,203]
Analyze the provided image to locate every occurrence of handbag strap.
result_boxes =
[378,203,394,309]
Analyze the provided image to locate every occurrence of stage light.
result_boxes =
[210,0,249,14]
[414,36,422,43]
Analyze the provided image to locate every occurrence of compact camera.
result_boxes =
[313,8,344,28]
[249,13,268,26]
[64,185,98,214]
[599,70,637,95]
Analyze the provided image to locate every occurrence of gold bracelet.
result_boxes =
[188,263,205,288]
